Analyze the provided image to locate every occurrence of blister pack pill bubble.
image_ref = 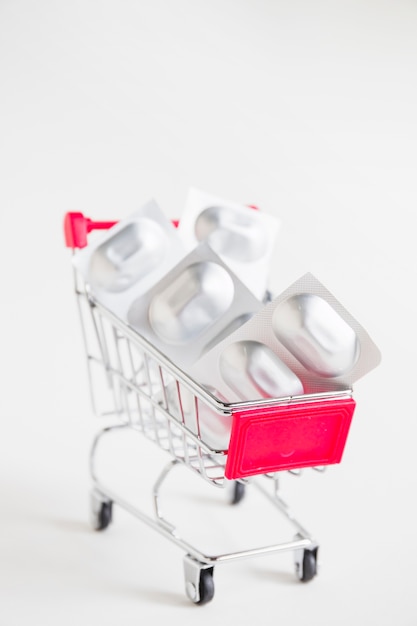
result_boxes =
[72,199,186,321]
[127,242,263,371]
[190,272,381,402]
[176,188,281,300]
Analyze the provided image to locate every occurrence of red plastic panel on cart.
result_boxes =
[225,397,355,479]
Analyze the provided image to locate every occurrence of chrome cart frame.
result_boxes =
[65,212,355,605]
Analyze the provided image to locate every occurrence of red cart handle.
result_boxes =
[64,205,258,249]
[64,212,118,249]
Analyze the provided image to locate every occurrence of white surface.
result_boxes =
[1,1,416,624]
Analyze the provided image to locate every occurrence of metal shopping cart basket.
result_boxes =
[64,211,356,605]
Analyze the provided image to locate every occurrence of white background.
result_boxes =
[1,1,416,624]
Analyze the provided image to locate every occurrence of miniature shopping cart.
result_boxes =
[64,211,356,605]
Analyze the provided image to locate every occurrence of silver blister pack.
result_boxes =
[190,272,382,403]
[176,188,281,300]
[127,242,263,371]
[72,200,186,321]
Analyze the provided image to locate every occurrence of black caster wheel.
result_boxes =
[184,556,215,605]
[90,490,113,531]
[194,568,214,605]
[295,547,318,582]
[230,481,246,505]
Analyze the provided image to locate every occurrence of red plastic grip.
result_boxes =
[64,204,258,249]
[63,212,185,249]
[63,212,117,249]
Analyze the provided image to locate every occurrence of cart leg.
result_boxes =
[183,555,215,605]
[90,488,113,531]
